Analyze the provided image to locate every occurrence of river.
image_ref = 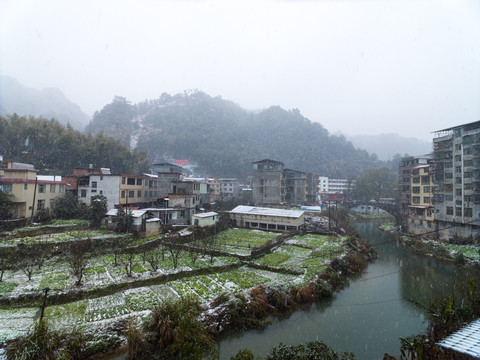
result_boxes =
[217,221,477,359]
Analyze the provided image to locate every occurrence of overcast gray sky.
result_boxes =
[1,0,479,141]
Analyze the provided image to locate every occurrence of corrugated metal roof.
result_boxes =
[230,205,304,218]
[437,319,480,358]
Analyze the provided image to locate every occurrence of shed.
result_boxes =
[191,212,219,227]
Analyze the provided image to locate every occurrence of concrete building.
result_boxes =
[75,173,162,210]
[433,121,480,239]
[252,160,319,207]
[407,164,435,234]
[229,205,305,231]
[218,178,240,198]
[252,159,285,206]
[398,155,433,217]
[191,211,219,227]
[0,159,66,218]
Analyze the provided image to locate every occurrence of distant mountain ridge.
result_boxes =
[346,133,432,161]
[0,76,89,130]
[86,91,384,178]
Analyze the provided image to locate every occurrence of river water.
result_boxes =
[217,221,477,359]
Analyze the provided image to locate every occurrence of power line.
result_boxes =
[331,298,404,307]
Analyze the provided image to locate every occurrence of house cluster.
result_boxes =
[399,121,480,239]
[0,158,249,229]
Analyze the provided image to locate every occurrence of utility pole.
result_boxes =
[39,287,50,322]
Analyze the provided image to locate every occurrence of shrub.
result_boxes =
[6,320,86,360]
[134,296,217,360]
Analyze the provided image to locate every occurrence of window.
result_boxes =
[455,155,462,162]
[446,195,454,201]
[91,189,97,193]
[144,191,148,197]
[445,173,453,179]
[412,169,419,175]
[447,207,453,215]
[456,177,462,184]
[465,208,473,218]
[0,184,13,193]
[412,177,420,183]
[421,176,430,184]
[456,189,462,196]
[465,183,473,190]
[456,207,462,216]
[455,166,462,173]
[59,185,64,193]
[128,190,134,198]
[122,177,126,184]
[81,189,87,197]
[465,195,473,202]
[127,178,135,185]
[49,199,55,209]
[465,172,473,178]
[121,190,125,198]
[455,144,462,150]
[50,184,55,193]
[24,183,28,190]
[412,196,420,204]
[412,186,420,194]
[136,178,142,185]
[445,162,452,168]
[91,181,97,188]
[37,199,45,210]
[423,186,430,193]
[137,190,142,198]
[464,160,473,167]
[100,190,103,194]
[38,184,45,193]
[424,197,430,203]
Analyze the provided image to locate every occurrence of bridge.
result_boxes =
[346,199,400,220]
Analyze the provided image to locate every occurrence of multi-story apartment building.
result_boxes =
[0,159,66,218]
[76,173,161,210]
[398,154,433,219]
[252,159,285,206]
[218,178,240,198]
[433,121,480,239]
[252,159,319,207]
[407,163,435,234]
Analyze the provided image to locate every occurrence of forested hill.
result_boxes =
[86,92,382,178]
[0,114,149,176]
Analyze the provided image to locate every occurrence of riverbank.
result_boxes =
[376,221,480,267]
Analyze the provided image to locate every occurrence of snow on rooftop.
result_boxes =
[192,212,218,218]
[437,318,480,358]
[230,205,304,218]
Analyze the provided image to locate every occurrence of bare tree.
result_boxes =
[68,241,91,286]
[167,247,182,269]
[119,252,136,277]
[145,248,163,272]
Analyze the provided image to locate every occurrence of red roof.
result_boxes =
[174,160,189,165]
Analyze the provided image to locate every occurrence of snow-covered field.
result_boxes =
[0,228,347,344]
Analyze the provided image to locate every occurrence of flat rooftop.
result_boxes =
[230,205,304,218]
